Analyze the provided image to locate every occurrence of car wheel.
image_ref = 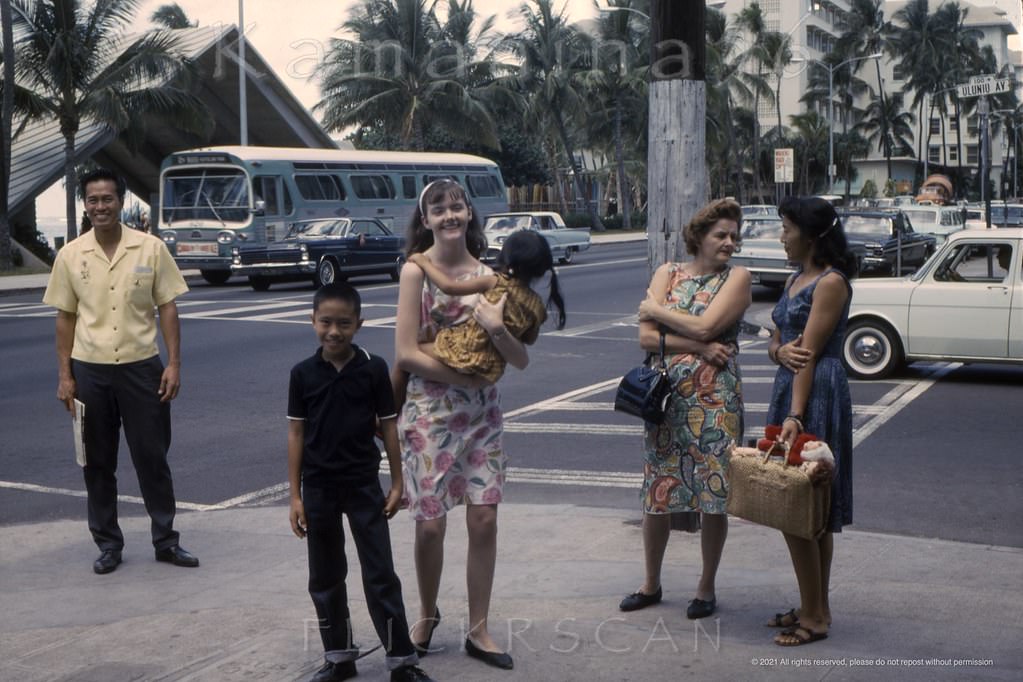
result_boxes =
[249,276,271,292]
[559,247,575,265]
[316,258,344,287]
[390,255,405,282]
[842,318,903,380]
[200,269,231,285]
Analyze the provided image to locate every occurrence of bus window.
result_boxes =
[467,174,501,197]
[295,174,346,201]
[423,174,457,186]
[350,174,396,199]
[253,176,280,215]
[401,175,417,199]
[162,168,249,224]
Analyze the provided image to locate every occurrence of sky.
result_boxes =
[35,0,601,220]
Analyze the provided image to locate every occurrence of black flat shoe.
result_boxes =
[619,586,662,612]
[310,660,356,682]
[464,638,513,670]
[413,607,441,656]
[686,597,716,619]
[93,549,122,575]
[390,664,434,682]
[155,545,199,568]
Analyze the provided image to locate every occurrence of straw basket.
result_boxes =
[726,446,831,540]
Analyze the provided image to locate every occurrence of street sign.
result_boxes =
[774,148,794,184]
[957,76,1014,99]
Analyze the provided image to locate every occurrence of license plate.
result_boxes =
[177,242,218,256]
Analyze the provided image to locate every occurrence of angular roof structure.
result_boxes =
[8,24,335,217]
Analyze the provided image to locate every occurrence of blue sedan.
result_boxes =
[231,218,405,290]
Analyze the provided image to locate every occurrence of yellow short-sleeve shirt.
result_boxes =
[43,226,189,364]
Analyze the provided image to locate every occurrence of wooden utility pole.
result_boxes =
[646,0,707,531]
[646,0,707,278]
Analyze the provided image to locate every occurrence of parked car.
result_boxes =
[741,204,777,217]
[840,210,936,276]
[730,216,792,288]
[483,212,591,264]
[898,205,966,243]
[231,217,404,291]
[842,228,1023,379]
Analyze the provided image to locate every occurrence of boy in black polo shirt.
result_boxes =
[288,284,434,682]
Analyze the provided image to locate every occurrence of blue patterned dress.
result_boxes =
[767,268,853,532]
[642,265,744,515]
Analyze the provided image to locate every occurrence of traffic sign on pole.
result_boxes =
[774,148,794,184]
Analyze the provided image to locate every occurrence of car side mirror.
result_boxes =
[252,200,266,216]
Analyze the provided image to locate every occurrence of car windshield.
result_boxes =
[900,209,938,225]
[287,220,349,238]
[485,216,532,232]
[742,205,776,216]
[989,205,1023,226]
[843,215,892,237]
[742,219,783,240]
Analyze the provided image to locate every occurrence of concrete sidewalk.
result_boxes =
[0,231,648,296]
[1,502,1019,681]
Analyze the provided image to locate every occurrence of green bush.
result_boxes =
[602,214,623,230]
[562,211,592,229]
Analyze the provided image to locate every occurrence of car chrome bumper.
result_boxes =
[230,262,317,276]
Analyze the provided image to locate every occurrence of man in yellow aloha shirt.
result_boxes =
[44,169,198,575]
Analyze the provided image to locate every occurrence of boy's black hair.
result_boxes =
[313,282,362,317]
[79,168,127,201]
[496,230,567,329]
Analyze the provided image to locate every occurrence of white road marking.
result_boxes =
[545,315,638,337]
[852,362,960,447]
[0,480,217,511]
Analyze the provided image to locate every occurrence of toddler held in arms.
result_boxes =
[409,229,567,383]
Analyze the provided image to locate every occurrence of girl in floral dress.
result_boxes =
[618,199,752,621]
[393,180,527,671]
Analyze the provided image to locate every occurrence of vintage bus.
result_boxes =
[156,146,509,283]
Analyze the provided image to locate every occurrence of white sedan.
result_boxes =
[842,228,1023,379]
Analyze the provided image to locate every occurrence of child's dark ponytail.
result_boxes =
[496,230,567,329]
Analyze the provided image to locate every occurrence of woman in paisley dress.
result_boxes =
[619,199,752,620]
[765,196,856,647]
[393,180,528,670]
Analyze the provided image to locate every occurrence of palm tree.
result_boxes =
[150,2,196,29]
[317,0,503,152]
[14,0,210,243]
[788,111,828,194]
[506,0,603,230]
[759,30,792,142]
[734,1,771,202]
[857,90,915,167]
[578,0,647,227]
[1,0,14,269]
[706,5,755,202]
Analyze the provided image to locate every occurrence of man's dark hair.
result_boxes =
[79,168,127,201]
[313,282,361,316]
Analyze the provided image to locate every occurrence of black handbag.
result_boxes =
[614,332,675,424]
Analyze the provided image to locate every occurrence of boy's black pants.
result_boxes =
[304,480,417,667]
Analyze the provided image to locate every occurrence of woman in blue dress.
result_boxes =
[765,196,857,647]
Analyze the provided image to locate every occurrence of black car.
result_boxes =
[231,218,405,291]
[840,210,937,276]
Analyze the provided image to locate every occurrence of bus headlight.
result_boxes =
[217,230,235,245]
[161,230,177,244]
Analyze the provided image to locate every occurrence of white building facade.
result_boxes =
[712,0,1023,199]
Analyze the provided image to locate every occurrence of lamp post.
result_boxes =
[795,53,882,192]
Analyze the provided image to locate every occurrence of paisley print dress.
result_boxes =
[642,265,744,515]
[766,268,853,532]
[400,263,506,521]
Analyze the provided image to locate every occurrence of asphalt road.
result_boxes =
[2,241,1020,548]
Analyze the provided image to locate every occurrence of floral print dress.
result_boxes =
[642,265,744,515]
[400,263,505,521]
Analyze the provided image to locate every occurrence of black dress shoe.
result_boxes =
[413,607,441,656]
[464,638,513,670]
[155,545,199,567]
[93,549,122,575]
[686,597,716,619]
[619,586,662,611]
[310,660,356,682]
[390,664,434,682]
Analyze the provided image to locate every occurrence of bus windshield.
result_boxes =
[162,168,250,225]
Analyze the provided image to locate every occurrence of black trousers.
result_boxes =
[304,481,416,665]
[73,357,178,552]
